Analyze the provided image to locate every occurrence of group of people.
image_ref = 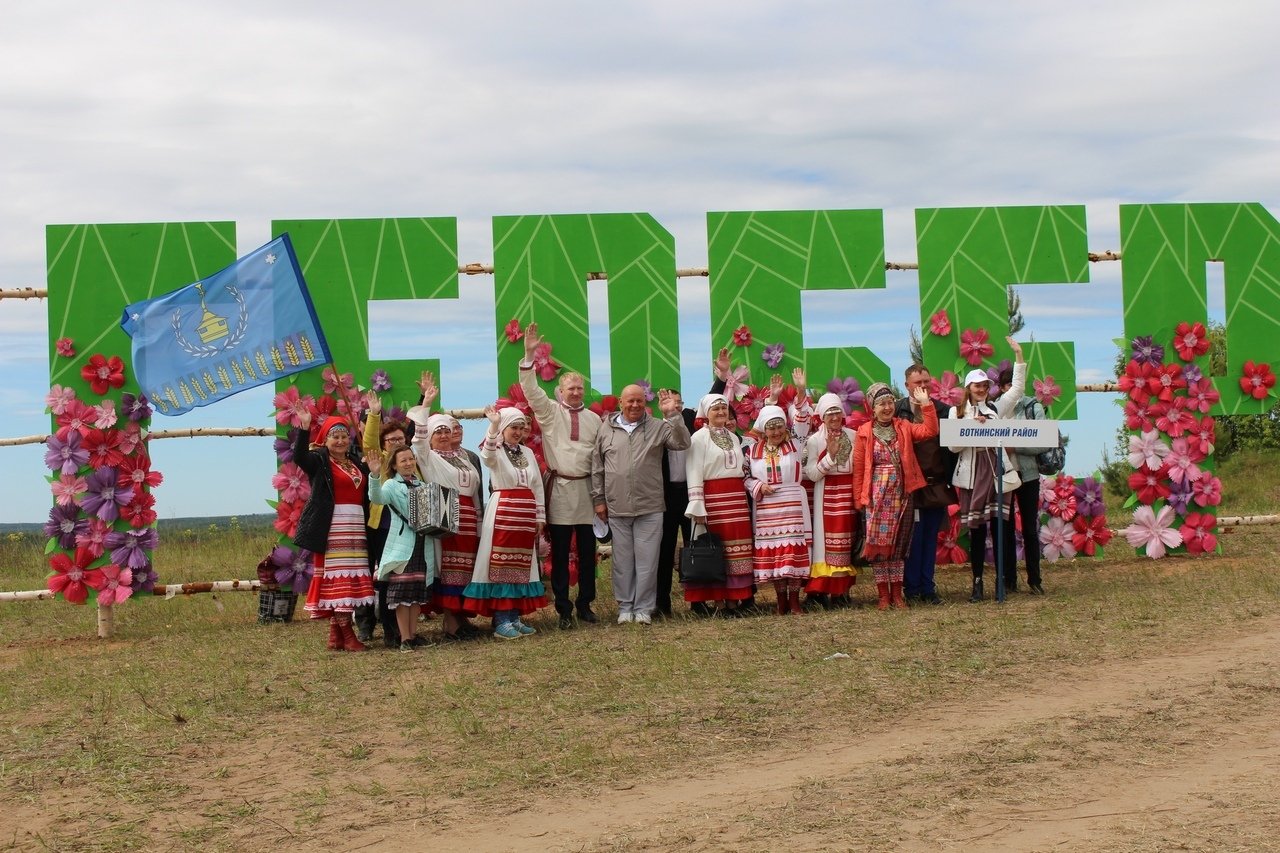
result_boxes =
[291,324,1049,651]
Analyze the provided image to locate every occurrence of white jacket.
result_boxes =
[947,361,1027,493]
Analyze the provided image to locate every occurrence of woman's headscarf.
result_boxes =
[753,404,788,433]
[496,407,528,437]
[816,392,844,418]
[865,383,895,406]
[316,415,350,444]
[426,413,457,436]
[696,393,729,421]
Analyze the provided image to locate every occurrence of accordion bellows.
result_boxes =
[407,481,460,537]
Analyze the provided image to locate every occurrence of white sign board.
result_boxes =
[938,419,1060,448]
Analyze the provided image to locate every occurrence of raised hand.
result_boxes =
[714,347,732,380]
[363,388,382,416]
[419,370,439,407]
[767,374,784,403]
[791,367,807,396]
[1007,336,1024,362]
[366,452,382,476]
[910,385,931,407]
[484,404,501,427]
[524,322,542,360]
[657,388,682,416]
[298,409,312,430]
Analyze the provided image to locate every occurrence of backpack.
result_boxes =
[1023,398,1066,477]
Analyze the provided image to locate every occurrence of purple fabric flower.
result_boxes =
[44,504,88,550]
[1074,477,1104,518]
[270,545,313,594]
[761,342,785,369]
[130,559,158,594]
[370,369,392,393]
[985,358,1013,386]
[105,527,158,570]
[1131,335,1165,366]
[44,430,90,475]
[120,392,153,422]
[1166,477,1195,515]
[385,405,406,425]
[1181,363,1203,384]
[826,377,864,414]
[635,379,655,402]
[274,429,297,465]
[80,467,134,523]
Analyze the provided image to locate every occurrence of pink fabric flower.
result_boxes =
[1071,515,1113,556]
[92,400,118,430]
[321,366,354,396]
[1179,512,1217,556]
[1164,437,1201,485]
[929,371,964,407]
[1185,415,1215,459]
[55,337,76,358]
[732,325,753,347]
[76,517,112,559]
[1173,321,1210,362]
[47,547,107,605]
[56,399,97,440]
[1033,375,1062,408]
[1184,377,1220,414]
[1045,486,1076,521]
[504,318,524,343]
[272,462,310,504]
[46,384,76,415]
[96,564,134,606]
[1039,476,1058,512]
[1155,398,1196,438]
[929,309,951,336]
[532,342,561,382]
[1120,505,1183,559]
[51,473,87,507]
[1127,430,1169,471]
[959,328,994,367]
[1239,360,1276,400]
[117,422,145,456]
[1191,472,1222,507]
[1039,517,1076,562]
[273,386,315,429]
[723,365,750,401]
[274,499,303,537]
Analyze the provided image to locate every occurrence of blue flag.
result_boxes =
[121,234,331,416]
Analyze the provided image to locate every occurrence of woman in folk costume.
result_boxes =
[683,393,754,614]
[366,446,435,651]
[408,381,486,640]
[464,405,549,639]
[293,412,376,651]
[743,371,814,615]
[854,382,940,610]
[803,392,859,606]
[947,337,1026,602]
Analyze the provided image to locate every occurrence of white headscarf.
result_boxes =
[426,413,457,436]
[753,404,788,433]
[696,393,729,421]
[816,392,844,418]
[496,407,528,436]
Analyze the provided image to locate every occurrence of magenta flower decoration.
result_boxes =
[76,517,112,559]
[761,342,785,369]
[106,528,159,571]
[273,386,314,429]
[1239,361,1275,400]
[274,430,297,464]
[1172,321,1210,362]
[1186,415,1215,460]
[270,545,314,595]
[120,392,152,422]
[1183,377,1219,414]
[1127,429,1170,471]
[272,462,312,504]
[80,467,134,523]
[928,309,951,336]
[1191,472,1222,507]
[96,564,134,606]
[45,430,90,475]
[321,366,354,396]
[1073,477,1104,518]
[1130,335,1164,366]
[1180,512,1217,556]
[1045,488,1077,522]
[1121,505,1183,559]
[371,369,392,393]
[826,377,864,414]
[92,400,118,430]
[46,384,76,415]
[1181,363,1203,384]
[1165,478,1194,516]
[1039,517,1076,562]
[55,399,96,440]
[1038,476,1058,513]
[47,548,106,605]
[985,358,1012,386]
[118,422,145,457]
[1155,400,1196,438]
[130,560,158,594]
[723,365,750,401]
[1164,437,1201,485]
[44,504,87,550]
[50,473,87,508]
[959,328,994,367]
[929,371,964,407]
[732,325,753,347]
[504,318,524,343]
[532,342,561,381]
[55,337,76,358]
[1033,375,1062,408]
[635,379,655,402]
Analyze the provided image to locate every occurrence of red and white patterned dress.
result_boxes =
[744,438,811,585]
[683,426,753,602]
[305,459,376,617]
[804,426,858,595]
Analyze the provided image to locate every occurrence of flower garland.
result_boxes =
[43,350,161,605]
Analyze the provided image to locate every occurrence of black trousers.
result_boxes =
[1001,476,1042,587]
[548,523,597,616]
[355,517,400,643]
[656,484,691,616]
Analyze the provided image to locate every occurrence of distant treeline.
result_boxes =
[0,513,277,536]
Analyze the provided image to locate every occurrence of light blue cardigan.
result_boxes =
[368,473,438,583]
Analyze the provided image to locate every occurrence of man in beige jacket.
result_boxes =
[592,385,690,624]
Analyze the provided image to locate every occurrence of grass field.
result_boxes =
[1,462,1278,851]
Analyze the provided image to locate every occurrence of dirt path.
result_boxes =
[347,616,1280,852]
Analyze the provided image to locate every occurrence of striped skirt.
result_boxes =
[807,471,857,595]
[684,477,754,602]
[464,488,548,617]
[435,494,479,614]
[752,482,811,583]
[305,503,375,618]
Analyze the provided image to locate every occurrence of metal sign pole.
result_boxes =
[994,441,1005,604]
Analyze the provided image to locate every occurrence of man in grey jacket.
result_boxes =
[592,384,690,624]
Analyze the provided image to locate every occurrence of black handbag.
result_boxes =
[680,524,727,584]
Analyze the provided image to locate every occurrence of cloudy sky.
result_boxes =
[2,1,1276,523]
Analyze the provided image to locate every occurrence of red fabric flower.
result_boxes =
[588,395,619,417]
[121,492,157,529]
[80,354,126,395]
[1185,415,1215,460]
[504,318,524,343]
[532,342,560,381]
[928,309,951,336]
[1128,465,1171,505]
[1117,360,1153,405]
[732,325,753,347]
[1071,514,1113,556]
[117,453,163,491]
[1172,321,1210,362]
[1148,363,1186,403]
[55,337,76,358]
[83,428,125,469]
[1239,360,1276,400]
[1155,397,1196,438]
[1183,377,1220,414]
[1179,512,1217,555]
[56,399,97,440]
[1191,472,1222,507]
[1123,399,1158,432]
[274,499,303,537]
[959,328,994,367]
[48,547,106,605]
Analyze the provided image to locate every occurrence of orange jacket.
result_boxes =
[853,404,939,509]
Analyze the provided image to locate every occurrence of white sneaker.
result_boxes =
[633,612,652,625]
[617,612,633,624]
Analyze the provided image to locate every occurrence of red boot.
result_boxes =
[774,581,788,615]
[327,617,342,651]
[876,582,891,611]
[788,589,803,615]
[337,618,367,652]
[890,582,908,610]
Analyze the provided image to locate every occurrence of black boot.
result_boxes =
[969,576,984,603]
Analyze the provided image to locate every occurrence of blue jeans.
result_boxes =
[904,505,946,598]
[494,609,519,627]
